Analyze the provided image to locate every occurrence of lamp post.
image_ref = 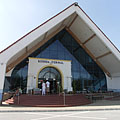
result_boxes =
[53,78,55,93]
[66,76,72,92]
[30,74,34,94]
[57,81,60,96]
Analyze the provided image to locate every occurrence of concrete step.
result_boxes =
[5,94,91,107]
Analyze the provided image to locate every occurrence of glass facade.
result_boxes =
[4,29,107,93]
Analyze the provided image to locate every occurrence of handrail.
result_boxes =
[22,87,27,92]
[3,86,27,100]
[63,91,66,106]
[13,87,27,105]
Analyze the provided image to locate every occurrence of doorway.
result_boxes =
[38,67,61,94]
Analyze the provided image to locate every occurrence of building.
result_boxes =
[0,3,120,103]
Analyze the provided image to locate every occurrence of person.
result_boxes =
[15,87,22,96]
[42,81,46,95]
[19,88,22,95]
[46,81,50,94]
[15,88,19,97]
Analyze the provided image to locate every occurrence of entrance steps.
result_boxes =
[4,94,91,107]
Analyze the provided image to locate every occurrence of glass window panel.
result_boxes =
[73,72,80,80]
[49,42,58,51]
[49,50,58,59]
[58,52,64,59]
[72,63,79,72]
[40,50,49,58]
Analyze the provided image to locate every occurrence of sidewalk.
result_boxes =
[1,100,120,112]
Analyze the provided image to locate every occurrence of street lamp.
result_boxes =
[66,76,72,92]
[57,81,60,96]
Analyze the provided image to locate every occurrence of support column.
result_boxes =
[0,63,6,104]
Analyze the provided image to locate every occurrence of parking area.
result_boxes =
[0,110,120,120]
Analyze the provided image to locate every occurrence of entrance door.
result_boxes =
[38,67,61,94]
[49,78,57,94]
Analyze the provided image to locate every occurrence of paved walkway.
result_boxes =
[1,100,120,112]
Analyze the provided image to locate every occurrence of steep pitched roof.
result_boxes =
[0,3,120,77]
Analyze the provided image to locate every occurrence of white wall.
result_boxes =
[107,75,120,92]
[0,63,6,102]
[27,58,72,92]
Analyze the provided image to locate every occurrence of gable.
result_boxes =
[0,3,120,77]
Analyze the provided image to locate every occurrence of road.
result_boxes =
[0,110,120,120]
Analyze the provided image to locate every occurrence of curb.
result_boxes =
[0,107,120,112]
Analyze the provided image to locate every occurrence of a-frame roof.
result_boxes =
[0,3,120,77]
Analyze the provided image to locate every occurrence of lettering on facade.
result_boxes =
[38,60,49,63]
[38,60,63,64]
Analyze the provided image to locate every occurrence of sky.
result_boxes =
[0,0,120,52]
